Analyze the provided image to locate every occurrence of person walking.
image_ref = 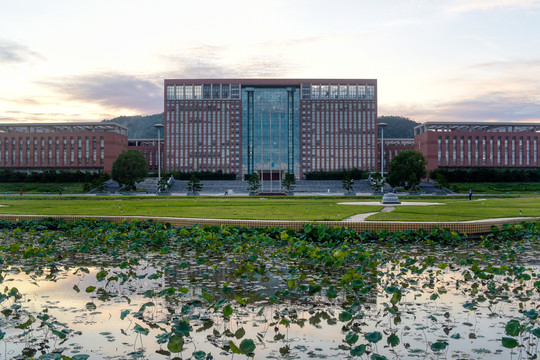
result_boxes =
[468,188,473,201]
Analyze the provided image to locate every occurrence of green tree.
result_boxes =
[282,172,296,193]
[157,176,171,193]
[432,172,449,192]
[111,150,148,192]
[187,174,203,194]
[247,173,261,194]
[342,172,354,193]
[369,172,385,193]
[386,150,427,191]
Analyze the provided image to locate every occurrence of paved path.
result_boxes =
[341,200,442,222]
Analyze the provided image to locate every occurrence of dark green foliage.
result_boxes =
[112,150,148,192]
[167,170,236,180]
[247,173,261,194]
[282,172,296,192]
[305,168,368,180]
[83,173,110,193]
[431,167,540,183]
[187,174,203,194]
[369,172,385,193]
[377,116,419,138]
[342,173,354,192]
[432,172,449,191]
[0,169,108,183]
[102,113,163,139]
[386,150,427,190]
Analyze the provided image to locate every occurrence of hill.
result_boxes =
[102,113,418,140]
[102,113,164,139]
[377,116,419,138]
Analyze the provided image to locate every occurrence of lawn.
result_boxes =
[0,195,538,222]
[366,197,540,221]
[0,196,382,221]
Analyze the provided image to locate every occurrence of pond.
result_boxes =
[0,219,539,360]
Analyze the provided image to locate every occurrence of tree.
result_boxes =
[369,172,385,193]
[157,176,171,193]
[111,150,148,192]
[386,150,427,191]
[246,173,261,194]
[342,172,354,193]
[187,174,202,194]
[432,172,449,192]
[282,172,296,193]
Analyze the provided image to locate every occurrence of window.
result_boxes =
[70,137,74,165]
[78,137,82,165]
[339,85,347,99]
[221,84,230,99]
[366,85,375,100]
[330,85,338,99]
[175,85,184,99]
[93,136,97,165]
[321,85,329,99]
[212,84,220,99]
[348,85,357,99]
[194,85,202,99]
[166,85,175,100]
[202,84,211,99]
[185,85,193,99]
[358,85,366,99]
[301,84,311,99]
[482,137,486,165]
[230,84,240,99]
[311,85,320,99]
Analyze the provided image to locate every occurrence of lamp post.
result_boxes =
[153,124,164,188]
[378,122,388,176]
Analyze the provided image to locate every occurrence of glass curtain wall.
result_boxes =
[241,87,300,179]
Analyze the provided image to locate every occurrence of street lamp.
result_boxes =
[153,124,164,186]
[378,122,388,176]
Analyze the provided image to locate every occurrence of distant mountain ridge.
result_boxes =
[377,116,419,138]
[102,113,418,139]
[102,113,164,139]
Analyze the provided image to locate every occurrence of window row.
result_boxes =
[166,84,241,100]
[301,84,376,100]
[0,136,105,167]
[437,136,539,166]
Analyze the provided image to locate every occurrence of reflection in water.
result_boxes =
[0,224,539,359]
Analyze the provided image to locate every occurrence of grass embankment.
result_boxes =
[0,196,381,221]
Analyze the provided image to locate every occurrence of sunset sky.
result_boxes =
[1,0,539,124]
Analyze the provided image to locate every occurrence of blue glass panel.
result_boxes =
[241,87,300,177]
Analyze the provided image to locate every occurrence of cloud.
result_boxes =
[41,74,163,114]
[448,0,540,12]
[381,92,540,123]
[0,39,45,64]
[162,45,297,79]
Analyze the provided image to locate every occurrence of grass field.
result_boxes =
[0,195,538,222]
[0,196,382,221]
[367,197,540,221]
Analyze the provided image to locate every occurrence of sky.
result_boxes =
[1,0,540,124]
